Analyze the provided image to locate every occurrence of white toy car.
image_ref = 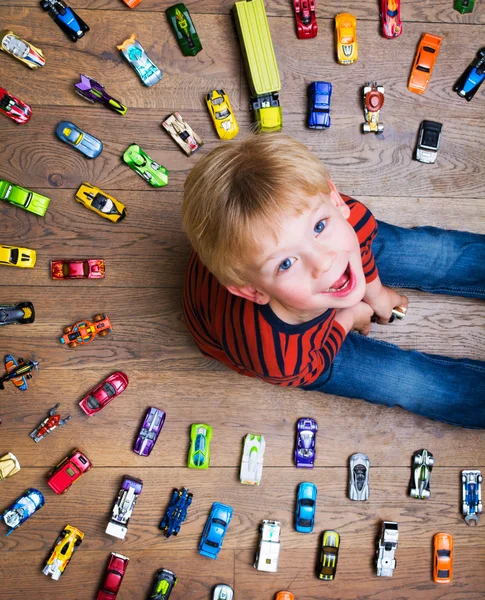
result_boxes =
[213,583,234,600]
[162,112,203,156]
[254,520,281,572]
[376,521,398,577]
[349,452,370,500]
[415,120,442,164]
[240,433,265,485]
[105,475,143,540]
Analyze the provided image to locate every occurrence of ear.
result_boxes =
[328,181,350,219]
[226,284,271,305]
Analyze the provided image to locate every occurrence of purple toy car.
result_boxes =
[294,417,318,468]
[74,74,127,115]
[133,407,165,457]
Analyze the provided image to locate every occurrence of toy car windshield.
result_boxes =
[91,194,117,214]
[3,36,29,58]
[421,128,440,149]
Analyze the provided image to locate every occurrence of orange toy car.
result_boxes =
[433,532,453,583]
[60,314,112,348]
[121,0,142,7]
[408,33,442,94]
[275,593,294,600]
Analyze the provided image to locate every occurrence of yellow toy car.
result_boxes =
[206,90,239,140]
[335,13,358,64]
[0,244,36,268]
[75,183,126,222]
[43,525,84,580]
[319,529,340,580]
[0,30,45,69]
[0,452,20,480]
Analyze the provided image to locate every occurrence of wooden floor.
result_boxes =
[1,0,484,599]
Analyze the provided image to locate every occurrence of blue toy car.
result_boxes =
[2,488,45,536]
[199,502,232,559]
[117,34,162,88]
[56,121,103,158]
[40,0,89,42]
[295,482,317,533]
[160,487,193,538]
[462,470,482,526]
[453,47,485,102]
[308,82,332,129]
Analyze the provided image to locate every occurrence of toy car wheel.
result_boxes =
[98,330,110,337]
[173,530,178,536]
[462,474,467,483]
[427,456,435,466]
[363,124,371,133]
[377,124,384,133]
[478,48,485,59]
[413,454,421,465]
[64,326,73,334]
[74,538,82,547]
[93,314,104,322]
[188,493,193,504]
[463,504,469,515]
[40,0,49,9]
[422,489,431,498]
[69,341,78,348]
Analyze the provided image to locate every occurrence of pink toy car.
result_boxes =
[51,258,105,279]
[47,449,92,494]
[79,371,129,416]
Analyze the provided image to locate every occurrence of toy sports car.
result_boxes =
[122,0,142,6]
[0,89,31,124]
[454,47,485,101]
[254,520,281,572]
[433,532,453,583]
[75,183,126,222]
[51,258,105,280]
[199,502,232,559]
[213,584,234,600]
[75,75,127,115]
[150,568,178,600]
[60,313,112,348]
[160,487,193,538]
[0,452,21,480]
[415,120,442,164]
[408,33,442,95]
[96,552,129,600]
[117,34,162,87]
[349,452,370,500]
[454,0,476,13]
[0,31,45,69]
[335,13,358,64]
[294,417,318,467]
[56,121,103,158]
[410,448,434,499]
[162,112,203,156]
[0,303,35,326]
[188,423,212,469]
[275,593,294,600]
[2,488,44,535]
[206,90,239,140]
[308,81,332,129]
[47,448,91,494]
[362,82,384,133]
[166,4,202,56]
[79,371,129,416]
[134,407,165,456]
[40,0,89,42]
[295,482,317,533]
[0,245,36,269]
[30,403,71,443]
[123,144,168,187]
[376,521,398,576]
[43,525,84,580]
[0,180,50,216]
[462,469,482,526]
[106,475,143,540]
[293,0,318,39]
[380,0,402,38]
[318,529,340,580]
[240,433,265,485]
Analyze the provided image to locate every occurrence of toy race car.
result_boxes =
[51,258,105,280]
[409,448,434,499]
[75,183,126,222]
[188,423,212,469]
[166,4,202,56]
[380,0,402,38]
[106,475,143,540]
[454,47,485,101]
[43,525,84,580]
[30,403,71,443]
[240,433,265,485]
[295,482,317,533]
[123,144,168,187]
[318,529,340,580]
[0,88,31,124]
[376,521,398,576]
[0,180,50,216]
[122,0,142,7]
[199,502,232,560]
[47,448,92,494]
[433,532,453,583]
[0,354,39,391]
[293,0,317,39]
[162,112,203,156]
[2,488,44,536]
[117,34,162,87]
[408,33,442,95]
[134,407,165,456]
[206,90,239,140]
[150,568,178,600]
[335,13,358,64]
[454,0,476,13]
[0,452,21,480]
[0,30,45,69]
[160,487,193,538]
[0,302,35,326]
[294,417,318,467]
[362,82,384,133]
[349,452,370,500]
[275,593,294,600]
[56,121,103,158]
[462,469,482,526]
[60,313,112,348]
[213,584,234,600]
[308,81,332,129]
[96,552,129,600]
[0,244,36,269]
[79,371,129,416]
[415,120,442,164]
[254,520,281,572]
[75,75,127,115]
[40,0,90,42]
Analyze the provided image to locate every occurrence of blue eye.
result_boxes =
[314,219,326,234]
[278,257,295,272]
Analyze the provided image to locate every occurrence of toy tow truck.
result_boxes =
[106,475,143,540]
[30,404,71,443]
[362,82,384,133]
[60,314,112,348]
[376,521,398,576]
[162,112,203,156]
[462,470,482,526]
[160,487,193,538]
[254,520,281,572]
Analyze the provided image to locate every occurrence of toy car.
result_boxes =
[123,144,168,187]
[454,0,476,13]
[43,525,84,580]
[433,532,453,583]
[453,47,485,102]
[254,520,281,572]
[276,594,294,600]
[134,407,165,456]
[462,469,482,526]
[117,34,162,87]
[240,433,265,485]
[0,30,45,69]
[150,568,177,600]
[293,0,317,39]
[408,33,442,95]
[0,180,50,216]
[0,245,36,269]
[294,417,318,467]
[106,475,143,540]
[376,521,398,576]
[47,449,91,494]
[0,354,39,391]
[122,0,142,7]
[295,482,317,533]
[318,529,340,580]
[0,89,31,124]
[51,258,105,280]
[75,183,126,222]
[162,112,203,156]
[380,0,402,38]
[415,120,442,164]
[349,452,370,500]
[60,313,112,348]
[206,90,239,140]
[199,502,232,559]
[214,584,233,600]
[30,403,71,442]
[335,13,358,64]
[79,371,128,416]
[2,488,44,536]
[0,452,20,480]
[166,4,202,56]
[56,121,103,158]
[75,75,127,115]
[0,302,35,326]
[159,487,193,538]
[188,423,212,469]
[362,82,384,133]
[308,81,332,129]
[40,0,89,42]
[96,552,129,600]
[410,448,434,498]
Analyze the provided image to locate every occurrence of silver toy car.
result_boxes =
[213,584,234,600]
[462,470,483,526]
[376,521,398,577]
[254,520,281,572]
[410,448,434,499]
[117,34,162,87]
[349,452,370,501]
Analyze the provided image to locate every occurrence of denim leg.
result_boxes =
[302,332,485,428]
[373,222,485,299]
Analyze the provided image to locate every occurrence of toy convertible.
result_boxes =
[162,112,203,156]
[40,0,89,42]
[0,354,39,391]
[0,30,45,69]
[47,448,91,494]
[362,82,384,133]
[159,487,193,538]
[79,372,129,416]
[75,75,127,115]
[453,47,485,102]
[43,525,84,580]
[0,180,50,216]
[76,183,126,222]
[30,403,71,443]
[0,302,35,327]
[166,4,202,56]
[106,475,143,540]
[2,488,44,535]
[51,258,105,280]
[60,313,112,348]
[117,34,162,87]
[0,89,31,124]
[123,144,168,187]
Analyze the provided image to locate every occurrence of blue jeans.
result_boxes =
[301,222,485,428]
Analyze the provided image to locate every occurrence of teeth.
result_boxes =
[325,279,350,293]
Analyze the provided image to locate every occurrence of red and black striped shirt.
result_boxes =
[183,197,378,387]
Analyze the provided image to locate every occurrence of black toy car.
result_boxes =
[453,47,485,101]
[150,568,177,600]
[40,0,89,42]
[415,120,442,164]
[0,302,35,326]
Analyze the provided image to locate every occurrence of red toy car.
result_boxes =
[47,448,92,494]
[60,313,112,348]
[51,259,105,280]
[293,0,318,39]
[380,0,402,38]
[79,371,129,416]
[0,88,32,124]
[97,552,129,600]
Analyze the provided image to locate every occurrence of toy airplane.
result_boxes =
[0,354,39,391]
[30,404,71,443]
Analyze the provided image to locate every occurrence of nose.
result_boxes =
[310,250,337,279]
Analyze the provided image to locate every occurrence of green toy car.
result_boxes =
[122,144,168,188]
[0,180,50,216]
[188,423,212,469]
[453,0,476,13]
[166,4,202,57]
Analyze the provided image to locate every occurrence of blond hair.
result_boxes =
[182,134,332,286]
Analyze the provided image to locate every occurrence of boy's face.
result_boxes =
[227,185,367,324]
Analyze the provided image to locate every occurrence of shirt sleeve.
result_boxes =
[343,196,379,283]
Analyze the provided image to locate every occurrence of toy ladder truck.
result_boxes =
[233,0,282,132]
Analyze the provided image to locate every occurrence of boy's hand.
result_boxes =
[366,284,408,324]
[335,301,375,336]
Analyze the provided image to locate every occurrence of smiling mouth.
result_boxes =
[323,264,352,293]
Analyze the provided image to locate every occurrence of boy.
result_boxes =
[182,135,485,428]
